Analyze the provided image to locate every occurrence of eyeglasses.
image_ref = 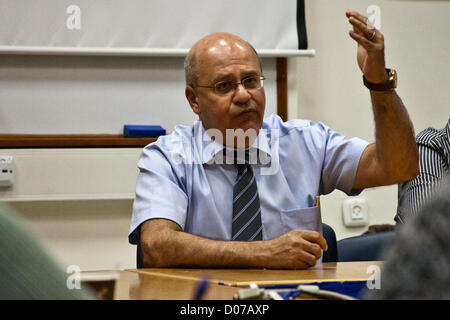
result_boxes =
[195,76,265,95]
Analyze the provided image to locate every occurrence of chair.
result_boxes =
[137,243,144,269]
[337,231,396,262]
[136,226,144,268]
[322,223,338,262]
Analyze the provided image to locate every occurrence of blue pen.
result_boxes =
[193,277,210,300]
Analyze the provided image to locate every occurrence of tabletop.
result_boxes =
[83,261,381,300]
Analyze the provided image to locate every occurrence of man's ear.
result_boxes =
[185,85,200,116]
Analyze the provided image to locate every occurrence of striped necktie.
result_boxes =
[232,164,263,241]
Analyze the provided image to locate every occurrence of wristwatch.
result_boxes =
[363,68,397,91]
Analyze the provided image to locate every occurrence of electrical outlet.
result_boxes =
[342,197,369,227]
[0,156,15,187]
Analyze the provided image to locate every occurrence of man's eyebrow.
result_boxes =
[212,70,260,83]
[212,74,232,83]
[241,70,259,78]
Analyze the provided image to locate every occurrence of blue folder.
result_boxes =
[123,125,166,138]
[260,281,368,299]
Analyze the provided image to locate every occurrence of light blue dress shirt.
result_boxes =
[129,114,369,244]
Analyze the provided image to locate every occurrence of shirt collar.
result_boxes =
[194,120,272,165]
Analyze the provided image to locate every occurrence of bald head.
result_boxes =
[183,32,266,147]
[184,32,262,86]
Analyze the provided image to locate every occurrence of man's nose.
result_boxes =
[233,83,252,105]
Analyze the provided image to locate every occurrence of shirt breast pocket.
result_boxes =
[280,206,322,234]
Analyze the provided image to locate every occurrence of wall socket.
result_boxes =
[0,156,15,187]
[342,197,369,227]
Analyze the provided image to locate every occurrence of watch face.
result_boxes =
[389,69,398,88]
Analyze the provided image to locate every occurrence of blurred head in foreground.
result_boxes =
[366,174,450,299]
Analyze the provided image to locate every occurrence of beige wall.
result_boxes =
[292,0,450,239]
[3,148,142,270]
[8,200,136,270]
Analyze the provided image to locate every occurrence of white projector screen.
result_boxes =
[0,0,310,135]
[0,0,311,56]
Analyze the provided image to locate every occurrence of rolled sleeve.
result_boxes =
[320,126,369,196]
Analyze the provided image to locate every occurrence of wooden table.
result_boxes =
[84,261,381,300]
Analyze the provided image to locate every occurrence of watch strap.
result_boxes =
[363,68,397,91]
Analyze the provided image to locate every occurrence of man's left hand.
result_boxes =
[346,10,387,84]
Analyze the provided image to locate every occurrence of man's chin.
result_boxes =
[225,124,261,149]
[236,112,262,128]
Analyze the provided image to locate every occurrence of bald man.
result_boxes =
[129,11,418,269]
